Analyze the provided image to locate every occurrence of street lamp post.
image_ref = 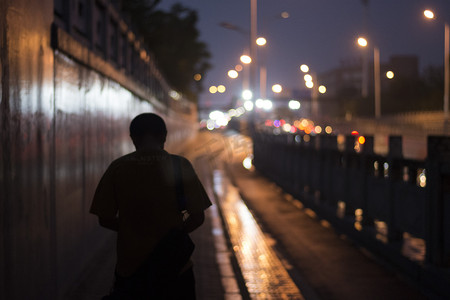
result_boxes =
[240,54,252,92]
[374,47,381,118]
[446,23,449,121]
[357,37,381,119]
[443,22,450,122]
[256,37,267,99]
[424,9,449,121]
[250,0,257,96]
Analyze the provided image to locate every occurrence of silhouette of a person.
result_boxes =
[90,113,211,299]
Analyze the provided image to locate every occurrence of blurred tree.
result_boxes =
[121,1,211,102]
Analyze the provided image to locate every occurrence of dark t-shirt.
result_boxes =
[90,149,211,276]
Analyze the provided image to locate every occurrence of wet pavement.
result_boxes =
[214,169,304,299]
[67,131,431,299]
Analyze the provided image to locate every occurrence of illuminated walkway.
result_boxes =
[214,169,304,299]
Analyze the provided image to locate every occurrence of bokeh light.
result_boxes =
[240,55,252,64]
[288,100,301,110]
[244,100,254,111]
[315,126,322,134]
[228,70,239,79]
[357,37,368,47]
[209,86,218,94]
[169,90,180,100]
[242,89,253,100]
[262,99,273,110]
[256,37,267,46]
[424,9,435,19]
[194,73,202,81]
[272,84,282,93]
[209,110,224,120]
[228,109,237,117]
[386,71,394,79]
[243,156,253,170]
[300,64,309,73]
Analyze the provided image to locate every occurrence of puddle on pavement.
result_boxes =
[213,169,304,300]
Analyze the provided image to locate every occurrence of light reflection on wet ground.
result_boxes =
[337,201,426,263]
[213,169,304,299]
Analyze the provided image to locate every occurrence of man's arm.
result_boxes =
[91,163,119,231]
[98,216,119,232]
[183,211,205,233]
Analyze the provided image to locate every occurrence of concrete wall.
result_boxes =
[0,0,198,298]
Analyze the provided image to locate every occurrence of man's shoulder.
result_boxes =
[169,153,188,162]
[111,151,172,165]
[169,154,193,169]
[109,152,138,166]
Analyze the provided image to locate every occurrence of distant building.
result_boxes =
[319,55,419,98]
[319,58,363,99]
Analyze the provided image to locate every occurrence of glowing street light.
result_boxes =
[242,89,253,100]
[357,37,368,47]
[240,55,252,64]
[423,9,435,19]
[318,85,327,94]
[255,98,264,108]
[209,110,224,120]
[194,73,202,81]
[304,74,313,82]
[272,84,282,93]
[257,37,268,99]
[217,85,226,93]
[262,99,273,111]
[209,86,218,94]
[288,100,301,110]
[357,36,381,118]
[423,9,449,121]
[386,71,394,79]
[244,100,254,111]
[256,37,267,46]
[300,64,309,73]
[228,70,239,79]
[239,55,251,91]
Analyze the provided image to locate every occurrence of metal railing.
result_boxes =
[253,132,450,297]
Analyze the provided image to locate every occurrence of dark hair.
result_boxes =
[129,113,167,142]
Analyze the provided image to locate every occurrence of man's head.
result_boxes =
[129,113,167,149]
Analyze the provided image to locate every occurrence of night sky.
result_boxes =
[158,0,450,112]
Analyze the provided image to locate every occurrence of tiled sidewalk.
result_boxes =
[213,169,304,299]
